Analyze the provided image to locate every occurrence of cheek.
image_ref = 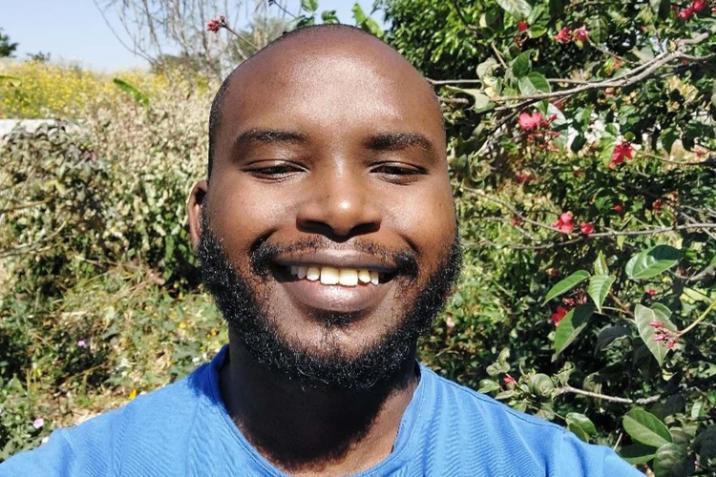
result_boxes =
[207,176,293,260]
[387,182,456,256]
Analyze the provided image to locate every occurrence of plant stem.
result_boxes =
[677,299,716,338]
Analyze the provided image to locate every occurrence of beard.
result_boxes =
[197,213,462,391]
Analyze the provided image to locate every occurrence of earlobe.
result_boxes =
[187,180,209,250]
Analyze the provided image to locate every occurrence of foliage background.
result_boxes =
[1,1,715,475]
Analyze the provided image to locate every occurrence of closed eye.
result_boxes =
[244,161,307,181]
[370,162,427,184]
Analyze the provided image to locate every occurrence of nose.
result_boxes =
[296,167,381,240]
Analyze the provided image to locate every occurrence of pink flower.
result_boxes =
[503,374,517,386]
[517,21,529,32]
[612,203,624,214]
[77,339,88,348]
[550,306,569,325]
[649,321,679,349]
[580,222,595,235]
[573,26,589,42]
[207,16,226,33]
[33,418,44,429]
[645,289,657,297]
[555,27,572,43]
[553,211,574,234]
[609,142,634,169]
[518,112,544,131]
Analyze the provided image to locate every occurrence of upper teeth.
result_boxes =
[289,266,379,286]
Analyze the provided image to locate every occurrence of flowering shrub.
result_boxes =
[382,0,716,475]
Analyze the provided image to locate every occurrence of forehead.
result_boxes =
[216,32,444,148]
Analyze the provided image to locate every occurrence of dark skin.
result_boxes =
[188,29,456,476]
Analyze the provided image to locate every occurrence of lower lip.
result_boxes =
[280,278,393,314]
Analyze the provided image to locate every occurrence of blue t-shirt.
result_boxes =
[1,346,642,476]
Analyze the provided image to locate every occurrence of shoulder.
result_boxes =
[414,365,643,477]
[0,358,218,476]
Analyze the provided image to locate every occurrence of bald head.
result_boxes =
[207,24,443,176]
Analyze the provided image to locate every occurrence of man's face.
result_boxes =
[191,33,459,389]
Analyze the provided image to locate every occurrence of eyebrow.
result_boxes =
[232,128,308,151]
[364,132,436,154]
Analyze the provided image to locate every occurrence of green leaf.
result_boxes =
[595,325,630,352]
[653,443,690,477]
[518,71,551,95]
[511,51,531,77]
[566,412,597,442]
[496,0,532,19]
[112,78,149,106]
[593,252,608,275]
[620,443,657,465]
[477,57,499,80]
[301,0,318,12]
[635,304,678,366]
[445,86,495,113]
[587,274,615,313]
[543,270,590,304]
[478,379,501,393]
[321,10,339,23]
[625,245,681,280]
[352,3,383,37]
[553,304,594,359]
[623,408,672,448]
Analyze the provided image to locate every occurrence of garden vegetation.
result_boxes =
[1,1,715,475]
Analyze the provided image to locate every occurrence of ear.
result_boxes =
[187,180,208,250]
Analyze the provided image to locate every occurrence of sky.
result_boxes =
[2,0,379,72]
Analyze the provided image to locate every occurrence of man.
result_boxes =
[0,25,642,476]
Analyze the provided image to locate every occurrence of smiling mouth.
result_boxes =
[286,265,383,286]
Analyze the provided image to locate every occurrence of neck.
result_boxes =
[219,329,419,476]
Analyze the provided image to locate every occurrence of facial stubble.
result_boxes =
[197,212,461,392]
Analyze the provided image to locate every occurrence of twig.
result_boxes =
[490,42,508,70]
[556,385,661,405]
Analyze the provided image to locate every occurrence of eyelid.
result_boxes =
[370,161,427,175]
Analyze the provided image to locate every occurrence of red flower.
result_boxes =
[645,289,657,297]
[207,16,226,33]
[555,27,572,43]
[572,26,589,42]
[553,211,574,234]
[652,199,663,211]
[678,6,695,20]
[518,111,544,131]
[517,21,529,32]
[692,0,707,12]
[550,306,569,325]
[612,203,624,214]
[609,142,634,169]
[503,374,517,386]
[580,222,595,235]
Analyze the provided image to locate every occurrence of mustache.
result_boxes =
[249,236,419,279]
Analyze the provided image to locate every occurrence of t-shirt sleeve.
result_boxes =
[556,431,645,477]
[0,428,107,477]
